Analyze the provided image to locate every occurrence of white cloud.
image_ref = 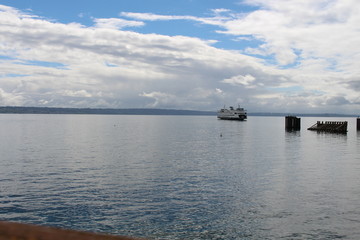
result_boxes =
[0,88,24,105]
[140,91,177,108]
[219,0,360,68]
[212,9,231,15]
[120,12,228,26]
[121,12,181,21]
[119,1,360,113]
[120,1,360,71]
[222,74,256,87]
[0,3,359,113]
[215,88,223,94]
[93,18,144,29]
[62,90,92,98]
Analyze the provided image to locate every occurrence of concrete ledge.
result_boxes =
[0,221,145,240]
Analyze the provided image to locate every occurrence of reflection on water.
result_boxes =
[0,115,359,239]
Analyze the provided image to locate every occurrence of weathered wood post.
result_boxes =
[0,221,145,240]
[285,116,301,130]
[357,118,360,131]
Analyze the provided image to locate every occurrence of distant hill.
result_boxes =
[0,106,216,116]
[0,106,357,117]
[249,112,359,117]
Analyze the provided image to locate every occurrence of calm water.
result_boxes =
[0,114,359,239]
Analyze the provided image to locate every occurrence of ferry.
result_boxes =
[217,105,247,121]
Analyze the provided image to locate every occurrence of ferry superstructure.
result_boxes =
[217,105,247,121]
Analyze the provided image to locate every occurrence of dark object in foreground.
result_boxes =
[0,221,145,240]
[285,116,301,130]
[307,121,347,133]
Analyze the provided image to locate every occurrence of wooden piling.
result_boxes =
[285,116,301,130]
[357,118,360,131]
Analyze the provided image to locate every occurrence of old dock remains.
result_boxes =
[307,121,348,133]
[285,116,301,130]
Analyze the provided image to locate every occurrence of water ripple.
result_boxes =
[0,115,359,239]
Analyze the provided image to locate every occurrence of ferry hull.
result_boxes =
[217,116,247,121]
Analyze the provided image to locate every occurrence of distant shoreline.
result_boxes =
[0,106,358,117]
[0,106,215,116]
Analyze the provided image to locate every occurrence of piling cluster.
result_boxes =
[284,116,360,133]
[307,121,348,133]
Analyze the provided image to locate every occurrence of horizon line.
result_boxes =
[0,106,358,117]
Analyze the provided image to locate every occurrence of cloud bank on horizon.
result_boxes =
[0,0,359,114]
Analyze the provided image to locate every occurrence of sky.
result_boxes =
[0,0,359,114]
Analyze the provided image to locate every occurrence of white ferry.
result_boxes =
[217,105,247,121]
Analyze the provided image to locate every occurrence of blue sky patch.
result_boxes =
[0,55,15,60]
[105,62,118,67]
[1,73,30,78]
[16,60,68,69]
